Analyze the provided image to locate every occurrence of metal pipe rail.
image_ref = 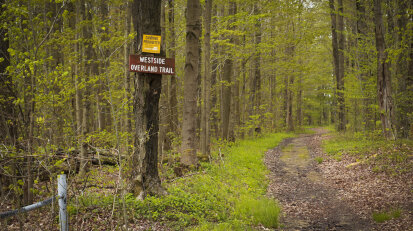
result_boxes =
[0,195,58,219]
[0,174,68,231]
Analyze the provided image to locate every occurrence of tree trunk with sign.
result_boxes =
[129,0,165,199]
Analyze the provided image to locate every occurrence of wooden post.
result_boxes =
[58,174,68,231]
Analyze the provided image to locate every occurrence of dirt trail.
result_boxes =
[266,128,372,230]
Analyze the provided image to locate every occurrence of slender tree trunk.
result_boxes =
[230,2,239,140]
[168,0,178,137]
[221,59,232,140]
[124,1,132,153]
[158,1,169,166]
[79,0,92,177]
[222,1,236,141]
[336,0,346,131]
[395,0,412,138]
[254,4,261,129]
[241,35,247,138]
[210,45,219,138]
[74,0,85,176]
[374,0,395,139]
[286,22,295,132]
[201,0,212,155]
[330,0,339,128]
[297,69,302,128]
[130,0,165,198]
[181,0,201,167]
[356,0,371,132]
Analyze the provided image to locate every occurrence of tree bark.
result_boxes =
[201,0,212,155]
[249,4,261,135]
[330,0,339,130]
[229,1,238,141]
[374,0,395,139]
[286,22,295,132]
[254,4,262,118]
[221,2,235,140]
[124,1,132,153]
[336,0,346,131]
[74,0,86,176]
[168,0,178,137]
[79,0,93,177]
[130,0,165,198]
[158,0,169,166]
[395,0,412,138]
[181,0,201,167]
[297,66,303,128]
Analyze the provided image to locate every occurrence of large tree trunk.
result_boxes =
[181,0,201,167]
[130,0,165,198]
[374,0,395,139]
[201,0,212,155]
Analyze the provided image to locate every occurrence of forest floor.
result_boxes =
[265,128,413,231]
[2,128,412,230]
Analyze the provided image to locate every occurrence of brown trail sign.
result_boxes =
[129,54,175,75]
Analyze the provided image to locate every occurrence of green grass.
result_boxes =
[133,132,295,230]
[322,132,413,175]
[372,208,402,223]
[314,157,323,164]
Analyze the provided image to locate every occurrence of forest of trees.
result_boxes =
[0,0,411,211]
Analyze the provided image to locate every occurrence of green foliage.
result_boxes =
[131,132,294,230]
[372,208,402,223]
[78,193,114,208]
[234,196,280,228]
[315,157,323,164]
[322,132,413,175]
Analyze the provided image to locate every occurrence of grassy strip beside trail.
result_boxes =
[134,132,295,230]
[322,132,413,176]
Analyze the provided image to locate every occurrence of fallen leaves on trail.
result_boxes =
[265,129,412,231]
[315,134,413,231]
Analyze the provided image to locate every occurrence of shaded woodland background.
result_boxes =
[0,0,412,214]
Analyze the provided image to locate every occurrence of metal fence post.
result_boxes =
[58,174,68,231]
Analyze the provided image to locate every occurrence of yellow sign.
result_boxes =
[142,34,161,53]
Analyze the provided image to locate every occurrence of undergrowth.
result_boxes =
[133,132,295,230]
[322,131,413,176]
[69,132,294,230]
[372,208,402,223]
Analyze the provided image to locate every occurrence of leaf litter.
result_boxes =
[265,128,412,231]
